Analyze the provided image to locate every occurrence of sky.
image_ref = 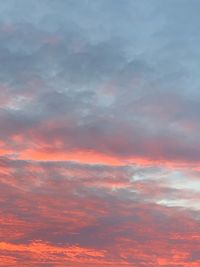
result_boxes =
[0,0,200,266]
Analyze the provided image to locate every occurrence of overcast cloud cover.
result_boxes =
[0,1,200,266]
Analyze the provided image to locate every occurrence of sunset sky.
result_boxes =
[0,1,200,266]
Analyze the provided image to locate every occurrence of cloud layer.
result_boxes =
[0,0,200,266]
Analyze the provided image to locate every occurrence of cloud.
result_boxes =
[0,0,200,266]
[0,158,200,265]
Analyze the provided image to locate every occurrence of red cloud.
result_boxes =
[0,158,200,266]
